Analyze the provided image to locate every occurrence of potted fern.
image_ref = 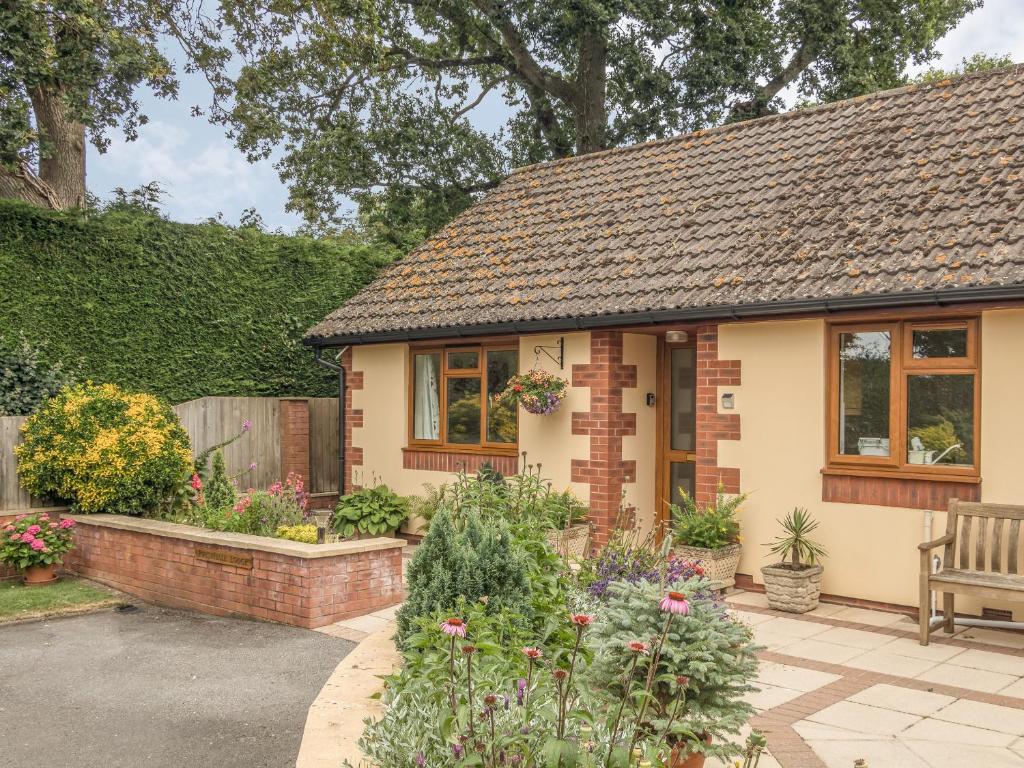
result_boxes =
[671,487,746,589]
[761,508,827,613]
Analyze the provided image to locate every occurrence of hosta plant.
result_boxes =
[1,512,76,570]
[333,484,409,537]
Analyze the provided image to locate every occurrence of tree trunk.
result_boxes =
[574,26,607,155]
[0,85,87,210]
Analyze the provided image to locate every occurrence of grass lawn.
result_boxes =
[0,577,122,623]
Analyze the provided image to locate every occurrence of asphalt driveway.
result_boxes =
[0,604,354,768]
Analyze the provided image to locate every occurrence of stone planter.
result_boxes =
[761,563,824,613]
[546,524,591,559]
[674,543,742,589]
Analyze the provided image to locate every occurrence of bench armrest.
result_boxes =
[918,533,955,551]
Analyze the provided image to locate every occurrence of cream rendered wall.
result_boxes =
[517,332,591,502]
[623,333,658,535]
[717,312,1024,616]
[718,319,934,607]
[351,344,452,534]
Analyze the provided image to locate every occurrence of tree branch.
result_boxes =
[385,47,504,71]
[728,36,818,122]
[0,163,61,208]
[467,0,578,104]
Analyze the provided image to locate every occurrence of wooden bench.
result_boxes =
[919,499,1024,645]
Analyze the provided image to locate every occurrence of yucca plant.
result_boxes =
[766,508,827,569]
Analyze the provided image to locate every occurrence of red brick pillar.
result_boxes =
[571,331,638,549]
[280,399,310,484]
[695,325,741,505]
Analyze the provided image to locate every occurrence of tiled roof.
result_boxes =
[307,65,1024,344]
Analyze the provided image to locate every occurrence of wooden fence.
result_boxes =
[0,396,340,513]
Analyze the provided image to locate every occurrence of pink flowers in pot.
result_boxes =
[0,512,76,571]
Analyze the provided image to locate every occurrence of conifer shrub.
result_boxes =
[396,508,530,646]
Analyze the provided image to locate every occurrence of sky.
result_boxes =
[85,0,1024,233]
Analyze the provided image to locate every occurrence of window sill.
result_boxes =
[821,466,980,484]
[403,444,519,457]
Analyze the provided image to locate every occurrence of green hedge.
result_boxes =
[0,201,394,402]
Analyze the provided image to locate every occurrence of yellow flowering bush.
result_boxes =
[15,383,193,515]
[275,524,318,543]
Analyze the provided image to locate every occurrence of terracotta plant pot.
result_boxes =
[23,563,59,586]
[761,563,823,613]
[670,733,712,768]
[674,543,742,589]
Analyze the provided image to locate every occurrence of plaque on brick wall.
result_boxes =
[194,546,253,569]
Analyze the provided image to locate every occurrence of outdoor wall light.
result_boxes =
[665,330,689,343]
[721,393,735,410]
[646,393,656,407]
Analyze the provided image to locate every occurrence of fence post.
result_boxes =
[280,399,311,485]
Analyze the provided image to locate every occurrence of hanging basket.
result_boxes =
[499,370,569,415]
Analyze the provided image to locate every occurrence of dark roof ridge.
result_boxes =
[508,62,1024,177]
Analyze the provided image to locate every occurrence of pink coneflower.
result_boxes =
[522,647,542,660]
[660,591,690,615]
[440,617,466,637]
[461,644,477,656]
[676,675,690,687]
[483,693,498,707]
[552,668,568,681]
[627,640,650,655]
[569,613,594,628]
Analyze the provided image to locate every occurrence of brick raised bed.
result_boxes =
[63,515,406,629]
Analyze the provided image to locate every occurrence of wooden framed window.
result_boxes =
[408,344,518,452]
[827,318,979,479]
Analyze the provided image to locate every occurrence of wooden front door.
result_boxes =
[656,337,698,533]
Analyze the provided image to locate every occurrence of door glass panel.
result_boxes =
[670,347,696,452]
[911,327,968,359]
[838,330,891,456]
[485,349,517,443]
[446,377,481,444]
[668,462,696,511]
[907,374,974,466]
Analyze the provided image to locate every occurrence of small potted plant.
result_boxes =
[671,487,746,589]
[761,507,827,613]
[1,512,77,585]
[498,369,569,415]
[332,484,409,539]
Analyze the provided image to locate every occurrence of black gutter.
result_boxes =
[303,284,1024,348]
[313,347,347,497]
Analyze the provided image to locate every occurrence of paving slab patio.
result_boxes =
[727,589,1024,768]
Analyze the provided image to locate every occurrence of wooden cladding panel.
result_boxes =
[822,473,980,509]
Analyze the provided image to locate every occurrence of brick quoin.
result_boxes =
[341,348,364,493]
[570,331,638,549]
[695,324,741,505]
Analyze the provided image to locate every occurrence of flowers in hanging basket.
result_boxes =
[498,369,569,415]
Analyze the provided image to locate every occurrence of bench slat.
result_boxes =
[953,502,1024,520]
[975,516,987,571]
[1010,519,1021,576]
[960,515,972,569]
[992,517,1003,573]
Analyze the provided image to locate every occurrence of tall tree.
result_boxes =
[0,0,178,208]
[173,0,979,238]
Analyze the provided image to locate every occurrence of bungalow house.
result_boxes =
[305,64,1024,618]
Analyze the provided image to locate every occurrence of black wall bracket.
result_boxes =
[532,336,565,369]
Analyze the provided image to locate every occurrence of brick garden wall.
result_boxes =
[64,516,405,629]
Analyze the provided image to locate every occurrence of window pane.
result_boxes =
[447,350,479,370]
[670,347,696,451]
[668,462,696,512]
[446,377,481,444]
[838,331,891,457]
[912,327,968,359]
[413,353,441,440]
[907,375,974,466]
[486,350,517,443]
